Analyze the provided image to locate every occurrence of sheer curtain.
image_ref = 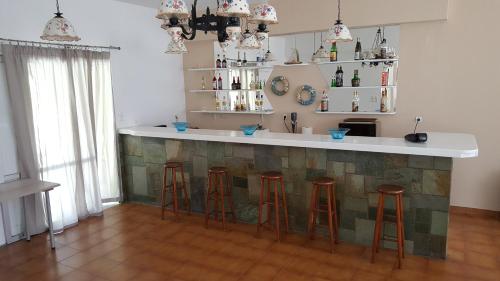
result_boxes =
[2,44,120,233]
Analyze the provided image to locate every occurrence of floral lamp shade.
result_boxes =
[250,4,278,24]
[237,31,261,49]
[40,15,80,41]
[157,0,189,20]
[165,39,188,54]
[326,21,352,42]
[217,0,251,17]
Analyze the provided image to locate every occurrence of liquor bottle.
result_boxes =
[231,77,236,90]
[354,38,362,60]
[380,88,389,112]
[222,96,227,111]
[201,76,206,90]
[259,80,263,90]
[216,54,222,68]
[237,52,242,67]
[331,76,336,88]
[235,95,240,111]
[240,94,246,111]
[259,94,264,110]
[380,39,388,59]
[222,55,227,68]
[351,69,360,87]
[381,67,389,86]
[212,75,217,90]
[215,94,221,111]
[320,90,329,112]
[255,93,260,111]
[249,74,255,90]
[237,76,241,90]
[335,66,344,87]
[352,91,359,112]
[330,42,337,62]
[242,52,247,66]
[218,74,223,90]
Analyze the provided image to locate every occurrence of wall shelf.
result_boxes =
[329,85,397,90]
[187,66,274,72]
[316,58,399,65]
[190,110,274,115]
[190,89,265,93]
[314,111,397,115]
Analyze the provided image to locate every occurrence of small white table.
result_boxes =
[0,179,60,249]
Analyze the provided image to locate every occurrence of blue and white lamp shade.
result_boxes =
[217,0,251,17]
[157,0,189,20]
[249,4,278,24]
[40,15,80,42]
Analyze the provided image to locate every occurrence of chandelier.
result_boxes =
[40,0,80,42]
[156,0,278,54]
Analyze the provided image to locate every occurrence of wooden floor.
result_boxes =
[0,203,499,281]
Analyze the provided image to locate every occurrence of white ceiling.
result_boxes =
[115,0,260,9]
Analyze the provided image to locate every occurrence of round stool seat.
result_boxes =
[313,177,335,185]
[261,171,283,179]
[165,161,183,168]
[208,167,228,174]
[377,185,404,195]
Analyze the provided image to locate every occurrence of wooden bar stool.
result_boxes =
[371,184,405,269]
[205,167,237,230]
[308,177,339,253]
[257,171,289,241]
[160,161,190,219]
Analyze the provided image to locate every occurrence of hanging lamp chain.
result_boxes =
[337,0,341,21]
[55,0,62,16]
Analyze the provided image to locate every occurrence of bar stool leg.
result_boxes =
[310,186,320,239]
[279,177,289,233]
[205,173,213,227]
[326,185,335,253]
[161,166,167,220]
[180,165,190,214]
[227,173,237,223]
[398,195,405,258]
[267,179,272,228]
[273,180,280,241]
[331,184,339,243]
[307,185,317,238]
[371,193,384,263]
[396,195,403,269]
[257,176,265,234]
[213,175,219,223]
[172,168,178,216]
[219,174,226,230]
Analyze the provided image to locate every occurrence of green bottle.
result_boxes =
[330,42,337,62]
[331,77,336,87]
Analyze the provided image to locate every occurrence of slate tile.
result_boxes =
[233,176,248,188]
[430,235,447,258]
[232,144,254,160]
[422,170,451,196]
[207,142,225,166]
[125,156,144,166]
[344,197,368,213]
[415,222,430,234]
[384,154,408,169]
[306,169,326,181]
[272,146,289,157]
[411,195,450,212]
[408,155,434,169]
[189,176,206,213]
[194,141,208,157]
[355,152,384,177]
[142,139,166,164]
[339,228,356,243]
[434,157,452,171]
[289,147,306,170]
[224,143,233,157]
[430,211,448,236]
[327,150,355,162]
[146,164,163,196]
[255,145,281,172]
[383,168,422,191]
[165,140,183,161]
[346,174,365,195]
[123,135,143,156]
[355,218,375,246]
[345,163,356,173]
[193,155,208,177]
[306,148,327,169]
[413,233,431,256]
[281,157,289,169]
[132,166,148,196]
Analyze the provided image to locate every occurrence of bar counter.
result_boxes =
[119,127,478,258]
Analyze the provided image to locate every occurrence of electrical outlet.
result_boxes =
[283,114,287,120]
[415,116,423,123]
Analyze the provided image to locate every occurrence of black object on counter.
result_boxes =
[405,118,427,143]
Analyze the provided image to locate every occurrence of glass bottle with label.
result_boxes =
[354,38,362,60]
[352,91,359,112]
[212,75,217,90]
[335,66,344,87]
[330,42,337,62]
[320,90,329,112]
[216,54,222,68]
[380,88,389,112]
[222,55,227,68]
[351,69,360,87]
[237,52,242,67]
[218,74,223,90]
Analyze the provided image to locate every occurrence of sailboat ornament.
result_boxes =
[284,37,302,65]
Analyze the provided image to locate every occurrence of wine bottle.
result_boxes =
[351,69,360,87]
[237,52,242,67]
[218,74,223,90]
[242,52,247,66]
[231,77,236,90]
[354,38,362,60]
[330,42,337,62]
[335,66,344,87]
[216,54,222,68]
[352,91,359,112]
[222,55,227,68]
[320,90,329,112]
[237,76,241,90]
[212,75,217,90]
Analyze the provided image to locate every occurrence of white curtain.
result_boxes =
[2,44,120,233]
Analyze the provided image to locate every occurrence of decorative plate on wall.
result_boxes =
[296,85,317,106]
[271,76,289,96]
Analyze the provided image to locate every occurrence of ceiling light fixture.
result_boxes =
[326,0,352,43]
[157,0,278,54]
[41,0,80,42]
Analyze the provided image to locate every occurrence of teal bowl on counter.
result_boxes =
[328,128,350,139]
[172,122,188,132]
[240,125,258,136]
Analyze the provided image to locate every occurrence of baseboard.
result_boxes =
[450,205,500,220]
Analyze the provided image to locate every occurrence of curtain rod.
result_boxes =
[0,37,121,51]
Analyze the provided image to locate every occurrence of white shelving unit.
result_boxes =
[329,85,396,90]
[187,66,273,71]
[190,110,275,115]
[314,111,397,115]
[189,89,265,93]
[315,58,399,65]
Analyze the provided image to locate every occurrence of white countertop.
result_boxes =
[119,127,478,158]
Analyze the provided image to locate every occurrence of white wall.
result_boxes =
[0,0,186,128]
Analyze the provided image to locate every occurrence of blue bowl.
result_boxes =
[328,128,350,139]
[240,125,258,136]
[173,122,188,132]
